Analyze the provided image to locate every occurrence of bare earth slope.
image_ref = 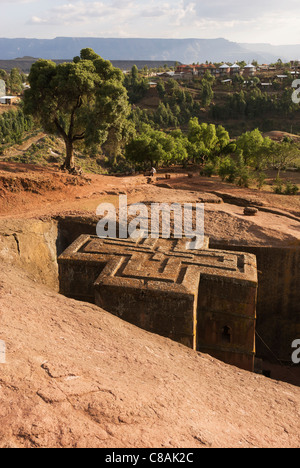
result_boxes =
[0,263,299,449]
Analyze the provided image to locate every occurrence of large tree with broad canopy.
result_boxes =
[24,48,131,170]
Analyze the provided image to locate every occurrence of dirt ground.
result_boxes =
[0,104,17,115]
[0,162,299,247]
[159,170,300,214]
[263,130,300,142]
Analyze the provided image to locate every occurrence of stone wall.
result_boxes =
[210,242,300,361]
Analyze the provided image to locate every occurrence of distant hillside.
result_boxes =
[240,43,300,62]
[0,37,287,64]
[0,57,179,73]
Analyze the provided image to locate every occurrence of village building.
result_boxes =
[219,63,230,76]
[157,71,191,81]
[0,80,19,105]
[257,64,269,71]
[157,71,175,78]
[175,64,195,75]
[230,63,241,75]
[175,63,218,78]
[221,79,232,85]
[196,63,218,76]
[243,63,256,77]
[290,60,300,70]
[0,96,19,105]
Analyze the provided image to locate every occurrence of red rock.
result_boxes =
[0,263,299,448]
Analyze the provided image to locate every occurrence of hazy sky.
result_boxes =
[1,0,300,44]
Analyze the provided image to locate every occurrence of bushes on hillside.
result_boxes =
[273,178,299,195]
[0,109,34,147]
[125,118,231,169]
[211,87,300,120]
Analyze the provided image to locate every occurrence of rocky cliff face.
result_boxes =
[0,219,59,291]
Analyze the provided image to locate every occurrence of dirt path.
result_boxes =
[0,132,46,160]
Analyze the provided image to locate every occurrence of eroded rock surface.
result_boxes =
[0,263,299,448]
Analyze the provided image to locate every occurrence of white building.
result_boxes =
[219,63,230,75]
[244,64,256,76]
[0,96,18,105]
[0,79,19,105]
[230,63,241,75]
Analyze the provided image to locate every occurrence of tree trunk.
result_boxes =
[277,167,281,179]
[63,139,75,170]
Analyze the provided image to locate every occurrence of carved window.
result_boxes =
[222,326,232,344]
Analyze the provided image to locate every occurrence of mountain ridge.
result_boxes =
[0,37,298,64]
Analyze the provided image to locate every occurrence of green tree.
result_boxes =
[156,80,166,99]
[142,65,149,76]
[232,74,244,86]
[201,80,214,107]
[0,69,7,81]
[236,129,272,167]
[125,125,189,168]
[131,65,139,84]
[24,48,130,170]
[216,125,230,153]
[187,118,228,163]
[125,127,166,167]
[8,68,23,94]
[218,156,238,183]
[124,65,148,103]
[203,71,215,85]
[271,140,300,177]
[0,108,33,146]
[252,76,261,87]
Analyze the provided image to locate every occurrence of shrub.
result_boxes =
[255,171,267,189]
[284,180,299,195]
[218,157,238,183]
[236,166,252,188]
[203,161,217,177]
[273,177,284,194]
[272,178,299,195]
